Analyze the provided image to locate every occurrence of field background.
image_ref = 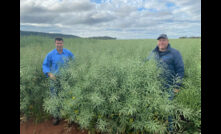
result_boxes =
[20,35,201,134]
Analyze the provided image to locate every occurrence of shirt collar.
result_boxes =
[55,49,65,54]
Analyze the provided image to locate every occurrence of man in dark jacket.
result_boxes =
[147,34,184,132]
[148,34,184,95]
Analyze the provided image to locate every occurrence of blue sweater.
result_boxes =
[147,44,184,88]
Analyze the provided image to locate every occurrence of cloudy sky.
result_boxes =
[20,0,201,39]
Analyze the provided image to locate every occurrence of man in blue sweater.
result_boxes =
[147,34,184,133]
[42,37,74,125]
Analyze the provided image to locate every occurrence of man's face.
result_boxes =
[55,40,63,51]
[157,38,169,51]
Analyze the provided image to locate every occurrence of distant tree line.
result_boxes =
[20,31,80,38]
[179,36,201,39]
[87,36,117,40]
[20,30,117,40]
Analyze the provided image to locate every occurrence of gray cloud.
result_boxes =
[49,0,96,13]
[20,0,117,26]
[20,0,201,39]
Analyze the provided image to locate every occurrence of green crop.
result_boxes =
[20,35,201,133]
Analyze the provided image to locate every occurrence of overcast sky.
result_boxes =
[20,0,201,39]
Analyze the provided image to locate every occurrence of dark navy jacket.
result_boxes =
[147,44,184,88]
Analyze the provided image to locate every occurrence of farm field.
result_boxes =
[20,35,201,134]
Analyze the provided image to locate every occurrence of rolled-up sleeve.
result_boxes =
[42,54,52,77]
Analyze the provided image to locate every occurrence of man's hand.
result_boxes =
[48,73,56,80]
[174,89,180,93]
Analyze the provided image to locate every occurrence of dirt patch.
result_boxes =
[20,119,88,134]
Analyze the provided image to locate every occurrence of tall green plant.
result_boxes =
[20,36,201,133]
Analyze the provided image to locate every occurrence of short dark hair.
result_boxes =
[55,37,63,42]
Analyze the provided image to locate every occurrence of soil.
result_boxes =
[20,119,88,134]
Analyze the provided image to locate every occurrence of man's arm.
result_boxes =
[66,49,75,61]
[173,51,185,89]
[42,54,52,77]
[70,52,75,61]
[43,55,57,80]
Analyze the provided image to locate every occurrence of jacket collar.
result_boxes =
[153,43,171,53]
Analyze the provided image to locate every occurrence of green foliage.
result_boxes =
[20,64,50,122]
[20,36,201,133]
[173,48,201,133]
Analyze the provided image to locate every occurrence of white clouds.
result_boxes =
[143,0,167,11]
[20,0,201,39]
[21,23,51,27]
[48,0,96,12]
